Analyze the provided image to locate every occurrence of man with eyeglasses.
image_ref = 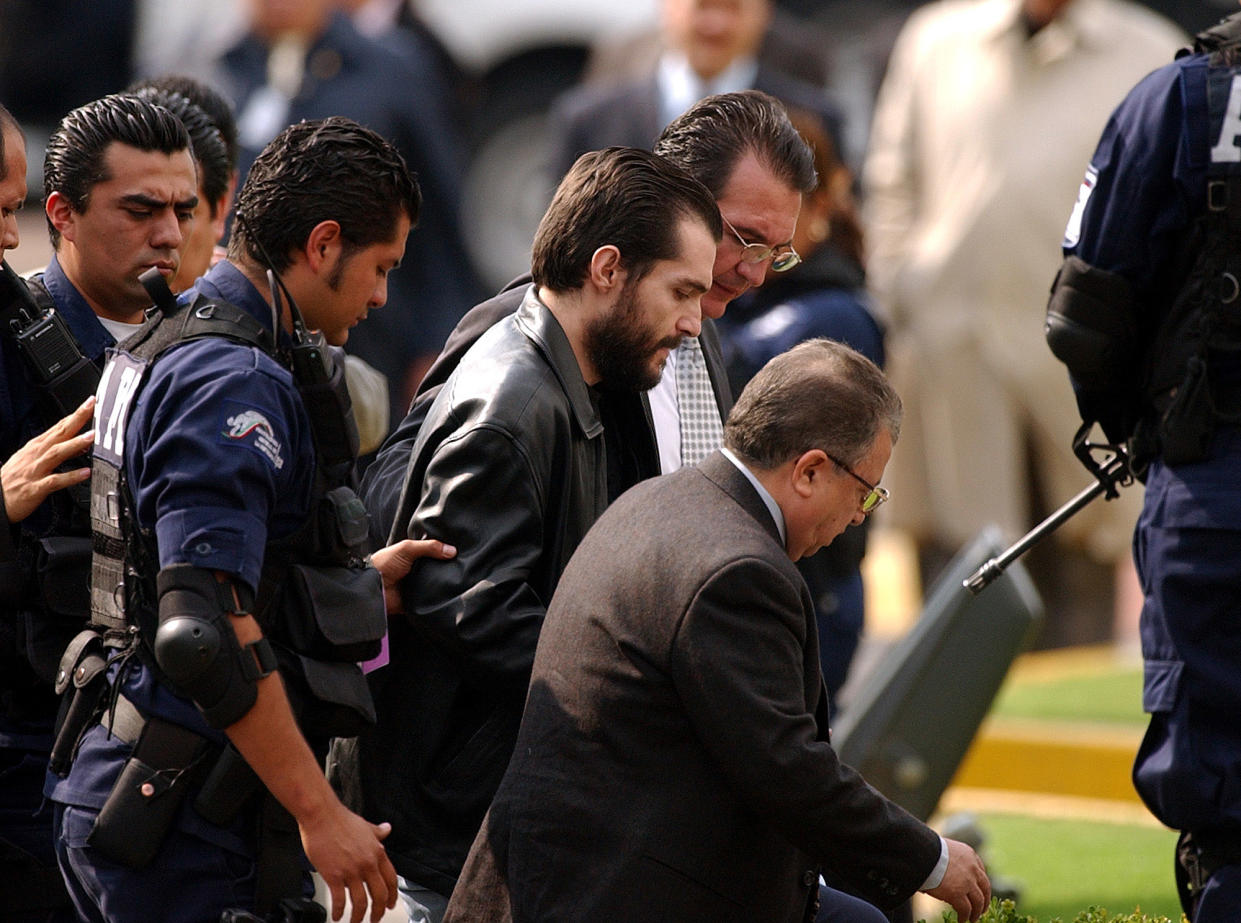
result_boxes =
[361,90,813,544]
[443,339,990,923]
[826,450,890,515]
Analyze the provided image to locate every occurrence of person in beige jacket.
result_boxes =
[862,0,1184,643]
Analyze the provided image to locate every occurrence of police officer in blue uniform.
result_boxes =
[48,116,446,923]
[1046,10,1241,919]
[1,94,202,922]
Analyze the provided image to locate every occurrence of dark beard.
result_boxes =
[583,283,681,392]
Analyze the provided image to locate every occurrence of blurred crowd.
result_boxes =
[0,0,1205,650]
[5,1,1235,921]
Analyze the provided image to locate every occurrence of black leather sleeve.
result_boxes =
[398,423,548,686]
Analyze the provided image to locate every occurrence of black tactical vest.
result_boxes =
[88,295,385,738]
[1137,14,1241,466]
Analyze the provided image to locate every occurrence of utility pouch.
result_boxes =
[194,743,263,827]
[281,563,384,663]
[88,717,209,868]
[314,486,370,561]
[49,629,108,776]
[277,652,377,739]
[1161,355,1216,466]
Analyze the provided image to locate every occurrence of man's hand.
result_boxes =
[1,396,95,523]
[222,607,401,922]
[370,538,456,614]
[924,837,990,922]
[299,798,398,923]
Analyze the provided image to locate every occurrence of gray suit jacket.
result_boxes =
[444,452,941,922]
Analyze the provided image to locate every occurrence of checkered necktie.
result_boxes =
[675,336,724,466]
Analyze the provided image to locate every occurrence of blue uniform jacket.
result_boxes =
[1066,41,1241,833]
[47,261,315,854]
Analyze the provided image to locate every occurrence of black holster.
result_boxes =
[253,794,306,916]
[87,715,211,868]
[49,629,108,776]
[194,742,264,827]
[1175,829,1241,918]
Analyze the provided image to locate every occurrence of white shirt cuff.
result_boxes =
[920,836,950,890]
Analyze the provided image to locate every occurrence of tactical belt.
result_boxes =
[99,691,146,745]
[94,692,296,914]
[96,693,263,826]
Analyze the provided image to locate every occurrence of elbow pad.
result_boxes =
[1045,255,1139,393]
[153,564,276,729]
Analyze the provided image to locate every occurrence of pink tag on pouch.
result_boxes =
[360,631,389,673]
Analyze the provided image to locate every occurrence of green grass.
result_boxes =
[921,899,1184,922]
[989,665,1146,727]
[901,651,1181,920]
[973,812,1180,921]
[947,657,1178,920]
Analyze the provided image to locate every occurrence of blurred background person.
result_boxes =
[862,0,1185,648]
[718,104,881,710]
[215,0,482,434]
[548,0,846,184]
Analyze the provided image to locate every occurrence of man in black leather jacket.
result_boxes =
[359,90,815,543]
[328,147,721,920]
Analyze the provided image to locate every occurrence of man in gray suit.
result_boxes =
[444,339,991,923]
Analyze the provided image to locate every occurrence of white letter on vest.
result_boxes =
[1211,75,1241,163]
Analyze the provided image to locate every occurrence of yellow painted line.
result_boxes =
[1004,643,1142,682]
[952,717,1144,804]
[936,787,1165,827]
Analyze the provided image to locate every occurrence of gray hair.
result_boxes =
[724,338,901,469]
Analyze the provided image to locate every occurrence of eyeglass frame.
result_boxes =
[824,452,889,514]
[721,214,801,273]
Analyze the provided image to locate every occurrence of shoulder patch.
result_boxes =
[219,402,285,470]
[1062,165,1097,249]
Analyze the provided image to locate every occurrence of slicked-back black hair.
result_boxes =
[43,93,192,247]
[655,90,817,199]
[229,117,420,273]
[128,74,239,174]
[131,86,230,217]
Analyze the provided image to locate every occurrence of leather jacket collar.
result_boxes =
[514,285,604,441]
